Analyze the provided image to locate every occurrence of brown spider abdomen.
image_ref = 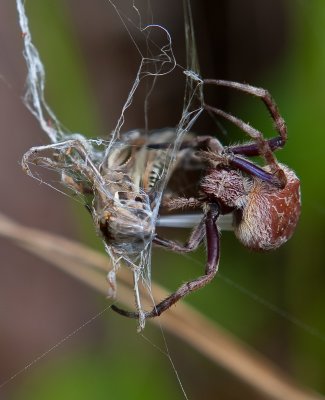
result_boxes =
[234,165,301,251]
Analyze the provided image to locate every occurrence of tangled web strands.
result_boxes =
[17,0,203,328]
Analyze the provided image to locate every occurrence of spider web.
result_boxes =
[17,0,203,329]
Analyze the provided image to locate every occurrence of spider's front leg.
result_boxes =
[203,79,287,186]
[203,79,287,147]
[111,203,220,320]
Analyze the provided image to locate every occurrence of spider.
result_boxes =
[112,79,301,320]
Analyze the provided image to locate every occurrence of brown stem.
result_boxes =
[0,212,322,400]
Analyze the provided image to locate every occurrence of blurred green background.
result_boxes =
[1,1,324,399]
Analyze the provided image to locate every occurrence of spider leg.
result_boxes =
[203,79,287,145]
[111,217,205,318]
[228,136,284,157]
[147,135,224,153]
[203,103,286,187]
[203,80,287,186]
[111,204,220,319]
[153,216,206,252]
[229,155,284,187]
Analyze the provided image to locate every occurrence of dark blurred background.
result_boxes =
[0,1,324,399]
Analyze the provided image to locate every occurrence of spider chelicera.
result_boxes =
[112,79,301,320]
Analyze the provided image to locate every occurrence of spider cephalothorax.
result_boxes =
[112,79,301,322]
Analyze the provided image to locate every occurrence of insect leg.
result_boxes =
[22,139,105,193]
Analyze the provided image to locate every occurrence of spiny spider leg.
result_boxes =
[148,135,283,187]
[198,143,285,187]
[146,135,222,152]
[147,134,283,158]
[229,137,284,157]
[111,204,220,319]
[203,103,286,187]
[203,79,287,145]
[203,79,287,186]
[111,217,205,317]
[202,103,273,160]
[153,216,206,252]
[229,156,282,186]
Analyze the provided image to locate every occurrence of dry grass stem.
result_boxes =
[0,212,322,400]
